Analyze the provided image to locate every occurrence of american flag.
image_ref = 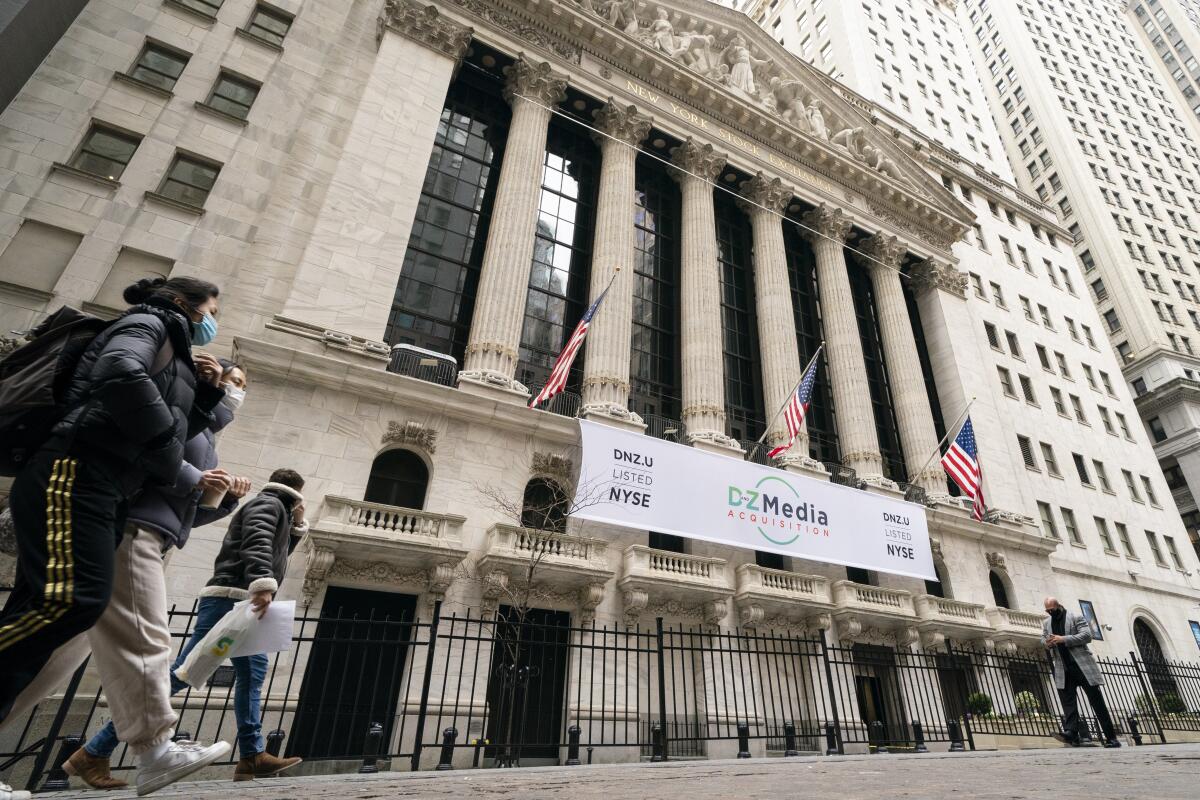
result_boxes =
[941,416,986,521]
[529,285,611,410]
[768,346,823,459]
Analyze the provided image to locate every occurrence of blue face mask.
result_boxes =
[190,313,218,346]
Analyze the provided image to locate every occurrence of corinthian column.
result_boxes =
[857,236,949,493]
[738,173,820,469]
[580,100,652,428]
[800,205,885,482]
[671,139,741,454]
[459,58,568,399]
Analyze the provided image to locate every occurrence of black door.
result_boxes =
[287,588,418,760]
[485,607,571,764]
[856,675,888,745]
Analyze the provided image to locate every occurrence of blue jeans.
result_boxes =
[86,596,269,759]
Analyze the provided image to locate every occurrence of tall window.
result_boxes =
[521,478,569,533]
[364,450,428,509]
[848,260,906,480]
[989,570,1011,609]
[783,223,839,463]
[715,193,762,443]
[516,124,597,394]
[630,157,681,423]
[388,73,509,358]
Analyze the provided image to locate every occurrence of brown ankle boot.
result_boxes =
[233,751,303,781]
[63,748,128,789]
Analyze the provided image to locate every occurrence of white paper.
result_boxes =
[227,599,296,658]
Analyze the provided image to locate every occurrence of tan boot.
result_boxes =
[62,747,128,789]
[232,751,302,781]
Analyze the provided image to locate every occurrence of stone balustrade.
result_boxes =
[319,495,465,540]
[915,594,988,626]
[832,580,915,616]
[986,606,1046,637]
[480,523,611,575]
[625,545,727,584]
[618,546,733,626]
[733,564,833,629]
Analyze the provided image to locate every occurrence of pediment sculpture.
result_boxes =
[572,1,914,188]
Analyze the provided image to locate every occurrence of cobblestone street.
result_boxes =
[32,743,1200,800]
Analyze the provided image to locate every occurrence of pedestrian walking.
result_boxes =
[1043,596,1121,748]
[167,469,309,781]
[0,276,233,793]
[1,361,252,791]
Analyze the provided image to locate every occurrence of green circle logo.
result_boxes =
[754,475,801,545]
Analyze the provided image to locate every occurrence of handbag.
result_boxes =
[175,600,258,687]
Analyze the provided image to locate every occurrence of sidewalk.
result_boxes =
[30,743,1200,799]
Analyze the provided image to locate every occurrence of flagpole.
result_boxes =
[905,395,976,485]
[747,342,825,462]
[530,266,621,410]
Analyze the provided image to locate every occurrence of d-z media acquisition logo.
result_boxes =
[726,475,831,545]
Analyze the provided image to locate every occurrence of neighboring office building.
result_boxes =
[0,0,1199,768]
[0,0,90,111]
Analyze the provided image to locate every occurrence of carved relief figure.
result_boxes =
[830,126,868,161]
[806,100,829,139]
[646,8,679,55]
[721,35,768,97]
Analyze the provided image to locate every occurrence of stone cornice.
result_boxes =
[926,502,1059,557]
[434,0,970,255]
[1049,562,1200,604]
[377,0,473,59]
[908,259,969,299]
[1132,376,1200,417]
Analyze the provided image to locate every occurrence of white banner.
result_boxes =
[575,419,936,581]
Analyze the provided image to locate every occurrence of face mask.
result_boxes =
[190,312,218,346]
[220,385,245,411]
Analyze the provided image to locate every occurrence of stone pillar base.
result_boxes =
[782,458,831,481]
[860,475,901,493]
[690,433,745,457]
[581,406,647,433]
[456,372,531,405]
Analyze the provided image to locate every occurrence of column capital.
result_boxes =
[800,204,852,243]
[855,234,907,271]
[503,56,569,107]
[592,99,652,147]
[376,0,473,60]
[909,258,968,298]
[670,138,726,183]
[738,171,792,215]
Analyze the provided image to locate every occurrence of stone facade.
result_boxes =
[1,0,1200,763]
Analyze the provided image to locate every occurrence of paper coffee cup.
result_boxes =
[199,485,227,510]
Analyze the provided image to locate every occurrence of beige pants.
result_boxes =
[0,527,177,753]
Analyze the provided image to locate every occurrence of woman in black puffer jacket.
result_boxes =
[0,275,224,723]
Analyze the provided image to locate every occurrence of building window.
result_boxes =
[204,71,261,120]
[716,193,763,444]
[244,3,293,47]
[363,449,428,510]
[784,223,838,464]
[173,0,224,18]
[1115,522,1136,559]
[649,531,687,553]
[849,262,905,480]
[1164,536,1186,570]
[0,220,82,294]
[127,40,190,92]
[989,571,1011,608]
[1017,434,1037,469]
[517,125,597,397]
[1141,475,1160,506]
[1094,517,1117,553]
[520,478,569,533]
[389,72,509,358]
[1037,501,1059,539]
[1093,460,1112,492]
[93,248,172,311]
[1148,416,1168,442]
[1052,507,1079,548]
[1072,453,1091,486]
[1039,442,1060,477]
[1146,530,1168,567]
[68,123,141,181]
[155,152,221,208]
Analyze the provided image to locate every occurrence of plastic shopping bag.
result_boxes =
[228,600,295,658]
[175,600,258,688]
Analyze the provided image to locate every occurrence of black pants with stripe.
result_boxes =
[0,448,128,721]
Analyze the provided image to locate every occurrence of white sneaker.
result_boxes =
[136,738,231,796]
[0,781,31,800]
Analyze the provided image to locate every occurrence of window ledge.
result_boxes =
[112,71,174,99]
[235,27,284,52]
[194,101,248,127]
[1069,541,1088,549]
[162,0,217,25]
[81,301,123,321]
[50,162,121,189]
[143,191,206,216]
[0,279,54,303]
[1103,549,1118,556]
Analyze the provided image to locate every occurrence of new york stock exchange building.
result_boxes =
[2,0,1200,772]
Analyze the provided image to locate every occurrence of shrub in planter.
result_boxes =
[966,691,993,716]
[1014,691,1041,715]
[1158,693,1187,714]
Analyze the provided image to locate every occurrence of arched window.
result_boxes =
[925,563,952,599]
[521,478,569,533]
[1134,617,1179,700]
[364,449,429,510]
[989,571,1011,609]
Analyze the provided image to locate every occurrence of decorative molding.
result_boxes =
[867,201,957,250]
[855,233,906,270]
[738,171,791,215]
[908,259,968,299]
[531,451,574,485]
[377,0,474,58]
[457,0,581,62]
[0,336,21,357]
[800,204,853,242]
[985,551,1007,571]
[670,137,727,182]
[503,56,570,107]
[592,99,653,146]
[301,545,337,607]
[381,420,438,454]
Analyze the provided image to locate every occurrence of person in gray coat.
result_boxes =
[1042,596,1120,747]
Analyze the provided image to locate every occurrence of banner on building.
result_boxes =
[575,419,937,581]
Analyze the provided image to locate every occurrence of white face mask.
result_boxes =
[221,385,246,411]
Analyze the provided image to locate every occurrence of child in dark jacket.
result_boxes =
[168,468,309,781]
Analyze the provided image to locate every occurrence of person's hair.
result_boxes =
[218,358,244,377]
[122,275,219,309]
[269,468,305,492]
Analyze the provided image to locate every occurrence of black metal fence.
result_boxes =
[4,602,1200,791]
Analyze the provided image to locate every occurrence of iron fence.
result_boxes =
[4,602,1200,791]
